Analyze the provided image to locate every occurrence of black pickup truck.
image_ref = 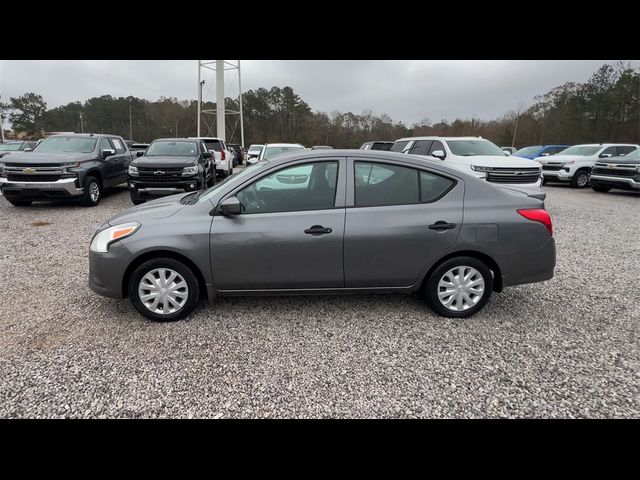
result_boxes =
[0,133,132,207]
[127,138,215,204]
[590,147,640,193]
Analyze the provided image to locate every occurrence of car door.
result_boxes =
[98,137,119,185]
[108,137,130,186]
[210,159,347,290]
[344,158,463,288]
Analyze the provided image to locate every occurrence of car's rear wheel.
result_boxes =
[570,169,590,188]
[424,256,493,318]
[81,175,102,206]
[591,185,611,193]
[129,257,200,322]
[6,198,32,207]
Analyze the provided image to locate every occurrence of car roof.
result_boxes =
[394,136,488,142]
[569,143,639,147]
[188,136,223,141]
[264,143,305,147]
[153,138,200,142]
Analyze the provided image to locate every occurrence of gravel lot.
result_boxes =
[0,184,638,418]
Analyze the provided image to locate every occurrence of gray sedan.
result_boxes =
[89,150,556,321]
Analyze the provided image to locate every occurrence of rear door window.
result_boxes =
[111,138,125,154]
[354,162,419,207]
[616,146,636,156]
[420,171,455,203]
[204,140,223,152]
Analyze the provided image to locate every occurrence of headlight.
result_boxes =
[470,165,493,172]
[562,160,575,165]
[128,165,139,176]
[182,165,198,176]
[61,161,80,172]
[90,222,140,253]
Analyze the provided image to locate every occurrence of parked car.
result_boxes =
[226,143,244,167]
[501,147,517,155]
[88,149,556,322]
[512,145,572,160]
[247,144,264,164]
[535,143,639,188]
[0,140,38,158]
[127,138,215,205]
[0,133,132,207]
[360,141,393,151]
[257,143,307,161]
[188,137,233,178]
[391,136,544,199]
[311,145,333,150]
[589,147,640,193]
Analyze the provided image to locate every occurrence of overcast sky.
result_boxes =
[1,60,637,124]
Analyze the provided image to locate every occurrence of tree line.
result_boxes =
[1,62,638,148]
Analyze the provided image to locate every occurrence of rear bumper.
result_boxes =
[590,175,640,190]
[0,177,83,199]
[501,237,556,288]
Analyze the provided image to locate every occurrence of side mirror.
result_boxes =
[202,151,212,159]
[102,148,115,159]
[431,149,446,160]
[136,151,144,157]
[24,147,33,152]
[599,153,612,158]
[219,196,242,215]
[503,150,512,156]
[541,152,550,156]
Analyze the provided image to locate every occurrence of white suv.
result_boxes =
[392,136,544,197]
[535,143,639,188]
[188,137,233,178]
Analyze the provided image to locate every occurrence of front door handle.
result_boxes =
[304,225,333,236]
[429,221,456,231]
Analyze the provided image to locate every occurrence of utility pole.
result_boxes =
[216,60,225,140]
[80,113,84,133]
[175,119,179,137]
[0,95,5,143]
[238,60,244,147]
[511,114,519,148]
[197,61,202,137]
[129,97,133,141]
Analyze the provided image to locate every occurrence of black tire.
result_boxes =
[591,185,611,193]
[6,198,32,207]
[130,191,145,205]
[570,169,590,189]
[81,175,102,206]
[424,256,493,319]
[128,257,200,322]
[206,171,215,187]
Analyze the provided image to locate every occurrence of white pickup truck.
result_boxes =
[188,137,233,178]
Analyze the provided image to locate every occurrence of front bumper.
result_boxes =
[128,178,200,196]
[542,168,572,181]
[590,175,640,191]
[88,245,131,299]
[0,177,83,199]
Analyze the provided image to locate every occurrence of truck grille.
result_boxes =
[7,174,63,182]
[485,167,541,184]
[542,164,563,171]
[136,167,184,182]
[592,164,637,178]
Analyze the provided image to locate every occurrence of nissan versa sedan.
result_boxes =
[89,150,556,322]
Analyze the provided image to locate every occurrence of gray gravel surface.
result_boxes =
[0,185,638,418]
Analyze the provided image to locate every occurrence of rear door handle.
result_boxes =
[304,225,333,236]
[429,221,456,231]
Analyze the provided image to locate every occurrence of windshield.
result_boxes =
[0,143,23,151]
[557,145,601,156]
[514,146,541,156]
[34,136,97,153]
[262,145,305,160]
[146,141,198,156]
[447,140,506,156]
[198,162,264,203]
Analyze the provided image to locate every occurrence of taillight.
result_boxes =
[221,150,226,161]
[517,208,553,236]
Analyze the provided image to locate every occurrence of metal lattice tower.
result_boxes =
[197,60,244,146]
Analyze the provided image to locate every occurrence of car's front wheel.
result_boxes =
[591,185,611,193]
[424,256,493,318]
[81,175,102,206]
[129,257,200,321]
[570,169,590,188]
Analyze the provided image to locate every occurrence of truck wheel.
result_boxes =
[130,191,145,205]
[7,198,32,207]
[206,172,215,187]
[81,176,102,206]
[592,186,611,193]
[129,257,200,322]
[570,170,589,189]
[424,256,493,319]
